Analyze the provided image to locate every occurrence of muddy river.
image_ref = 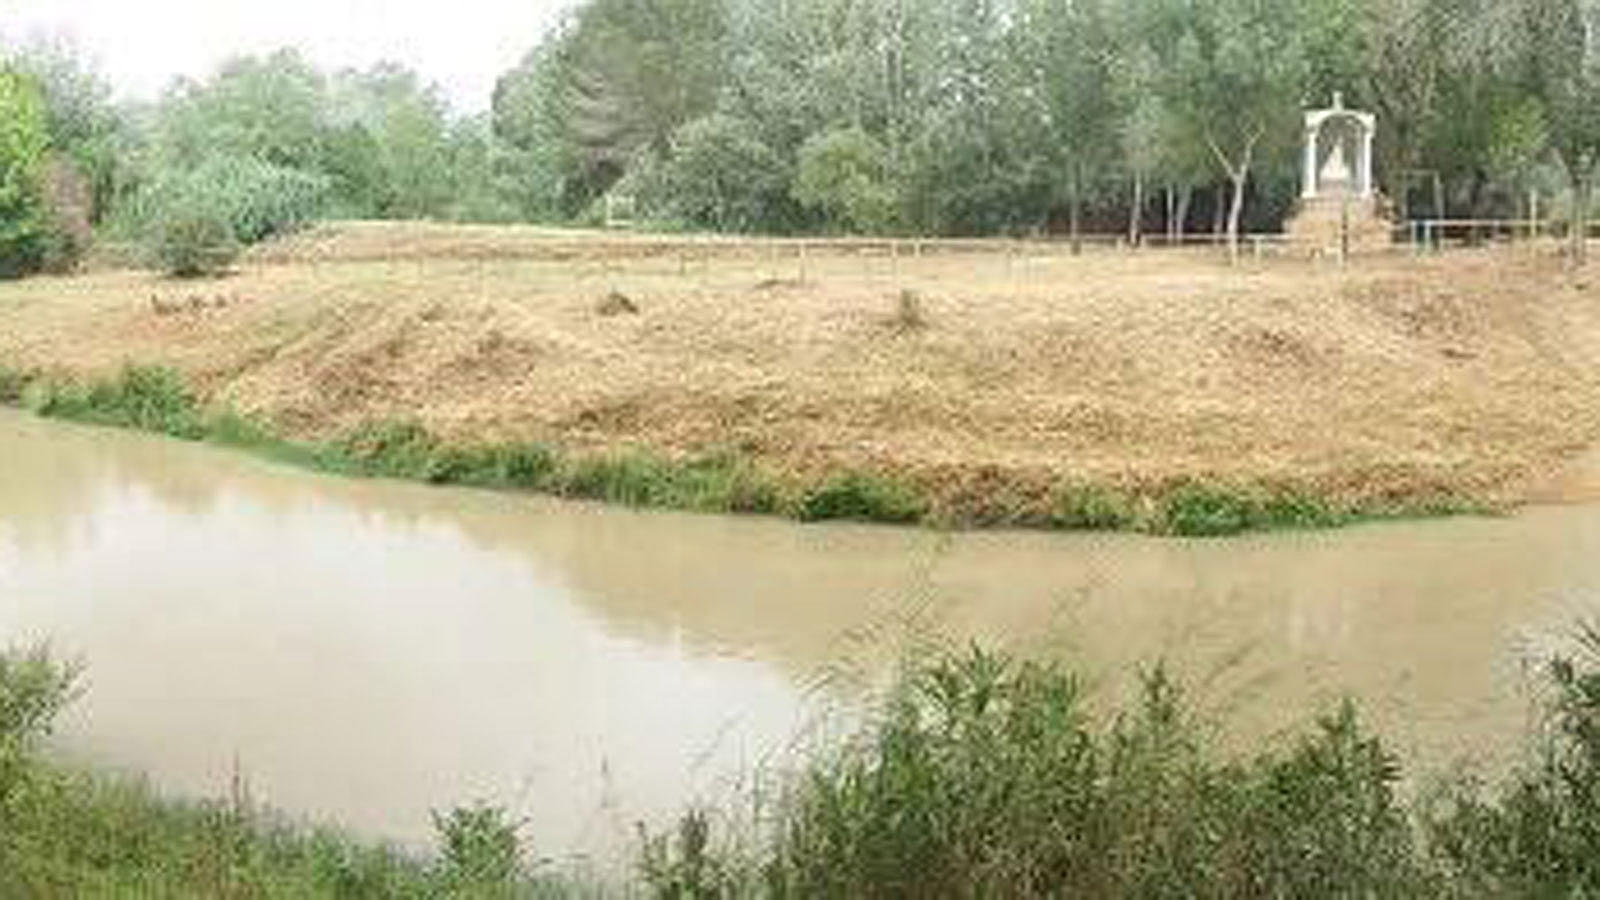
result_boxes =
[2,408,1597,860]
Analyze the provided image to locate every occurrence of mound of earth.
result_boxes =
[7,224,1600,512]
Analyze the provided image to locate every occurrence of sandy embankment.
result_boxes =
[4,221,1599,513]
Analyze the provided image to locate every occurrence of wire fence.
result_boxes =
[89,217,1599,280]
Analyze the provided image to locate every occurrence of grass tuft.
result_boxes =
[25,365,205,440]
[1051,484,1137,531]
[1155,482,1351,537]
[795,472,927,524]
[0,364,37,404]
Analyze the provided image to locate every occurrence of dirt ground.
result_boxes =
[6,221,1600,508]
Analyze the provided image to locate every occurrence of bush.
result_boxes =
[793,126,898,234]
[431,802,525,888]
[132,155,328,276]
[641,114,795,232]
[1160,483,1260,536]
[0,68,51,279]
[0,645,80,806]
[1426,623,1600,895]
[649,647,1426,898]
[149,193,241,278]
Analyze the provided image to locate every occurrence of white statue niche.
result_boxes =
[1301,92,1375,200]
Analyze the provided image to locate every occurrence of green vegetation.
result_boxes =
[126,155,330,276]
[656,651,1426,896]
[0,650,576,897]
[641,633,1600,897]
[2,0,1598,275]
[496,0,1600,244]
[796,472,928,524]
[0,363,1487,536]
[9,629,1600,896]
[23,364,205,439]
[0,66,52,279]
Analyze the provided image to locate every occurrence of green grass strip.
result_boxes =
[0,363,1489,536]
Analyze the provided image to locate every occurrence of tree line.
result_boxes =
[1,0,1598,277]
[501,0,1600,256]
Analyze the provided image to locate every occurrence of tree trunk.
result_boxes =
[1175,186,1192,244]
[1069,165,1083,256]
[1574,174,1590,266]
[1227,172,1247,264]
[1129,172,1143,247]
[1164,185,1175,245]
[1212,183,1227,238]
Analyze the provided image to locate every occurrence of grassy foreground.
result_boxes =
[4,629,1600,897]
[0,362,1482,536]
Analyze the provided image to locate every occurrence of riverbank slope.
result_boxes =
[4,222,1598,525]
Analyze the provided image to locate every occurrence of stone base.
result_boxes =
[1285,193,1394,254]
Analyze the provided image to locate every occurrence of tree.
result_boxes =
[7,38,124,224]
[1512,0,1600,263]
[1360,0,1452,221]
[327,64,456,218]
[528,0,729,213]
[0,67,50,278]
[1115,41,1170,245]
[154,49,329,172]
[1164,0,1309,261]
[1026,0,1122,252]
[492,43,573,220]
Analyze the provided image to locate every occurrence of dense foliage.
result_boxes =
[3,0,1599,270]
[0,67,52,278]
[128,155,330,276]
[496,0,1600,247]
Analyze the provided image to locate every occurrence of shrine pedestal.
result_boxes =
[1285,193,1393,254]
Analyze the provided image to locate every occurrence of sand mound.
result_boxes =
[4,227,1599,508]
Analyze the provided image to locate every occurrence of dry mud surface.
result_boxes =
[7,221,1600,509]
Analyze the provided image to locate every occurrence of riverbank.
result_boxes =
[4,222,1598,532]
[5,637,1600,896]
[0,363,1485,535]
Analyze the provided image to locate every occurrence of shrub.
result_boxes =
[1052,484,1135,530]
[660,647,1426,898]
[431,802,525,887]
[329,420,441,479]
[645,114,795,232]
[890,289,927,331]
[37,155,93,274]
[149,192,241,278]
[793,126,897,234]
[1426,622,1600,895]
[1159,483,1260,536]
[0,645,80,806]
[0,365,36,403]
[132,155,328,276]
[0,68,51,280]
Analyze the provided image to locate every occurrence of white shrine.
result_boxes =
[1287,92,1391,252]
[1302,92,1375,200]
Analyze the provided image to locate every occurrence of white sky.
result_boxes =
[0,0,573,113]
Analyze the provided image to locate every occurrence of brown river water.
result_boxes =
[2,407,1598,861]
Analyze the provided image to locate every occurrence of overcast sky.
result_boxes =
[0,0,572,112]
